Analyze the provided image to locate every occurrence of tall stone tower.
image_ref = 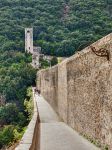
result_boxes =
[25,28,33,54]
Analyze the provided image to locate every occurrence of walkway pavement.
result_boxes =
[35,94,100,150]
[36,95,60,123]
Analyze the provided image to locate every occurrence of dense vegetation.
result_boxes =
[0,0,111,56]
[0,0,112,148]
[0,51,36,148]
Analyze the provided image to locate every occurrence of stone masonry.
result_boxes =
[25,28,33,54]
[37,33,112,149]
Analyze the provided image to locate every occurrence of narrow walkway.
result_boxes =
[35,94,100,150]
[36,95,60,123]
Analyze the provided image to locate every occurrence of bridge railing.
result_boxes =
[15,88,40,150]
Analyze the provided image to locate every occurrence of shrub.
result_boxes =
[0,125,21,149]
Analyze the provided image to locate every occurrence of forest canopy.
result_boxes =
[0,0,111,56]
[0,0,112,148]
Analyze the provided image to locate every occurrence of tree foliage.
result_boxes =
[0,0,111,56]
[51,57,58,66]
[0,125,23,149]
[0,51,36,148]
[0,0,112,148]
[24,87,34,121]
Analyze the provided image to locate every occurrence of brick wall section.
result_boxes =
[37,33,112,148]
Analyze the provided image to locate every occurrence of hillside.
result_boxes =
[0,0,112,148]
[0,0,112,56]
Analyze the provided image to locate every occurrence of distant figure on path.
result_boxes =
[34,88,41,96]
[37,89,41,96]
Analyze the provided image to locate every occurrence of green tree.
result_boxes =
[0,103,20,126]
[51,57,58,66]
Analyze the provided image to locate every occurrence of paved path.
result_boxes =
[36,95,60,123]
[36,94,100,150]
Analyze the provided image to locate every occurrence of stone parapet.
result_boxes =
[37,33,112,149]
[15,88,40,150]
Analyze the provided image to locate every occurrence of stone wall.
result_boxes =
[38,66,58,113]
[37,33,112,148]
